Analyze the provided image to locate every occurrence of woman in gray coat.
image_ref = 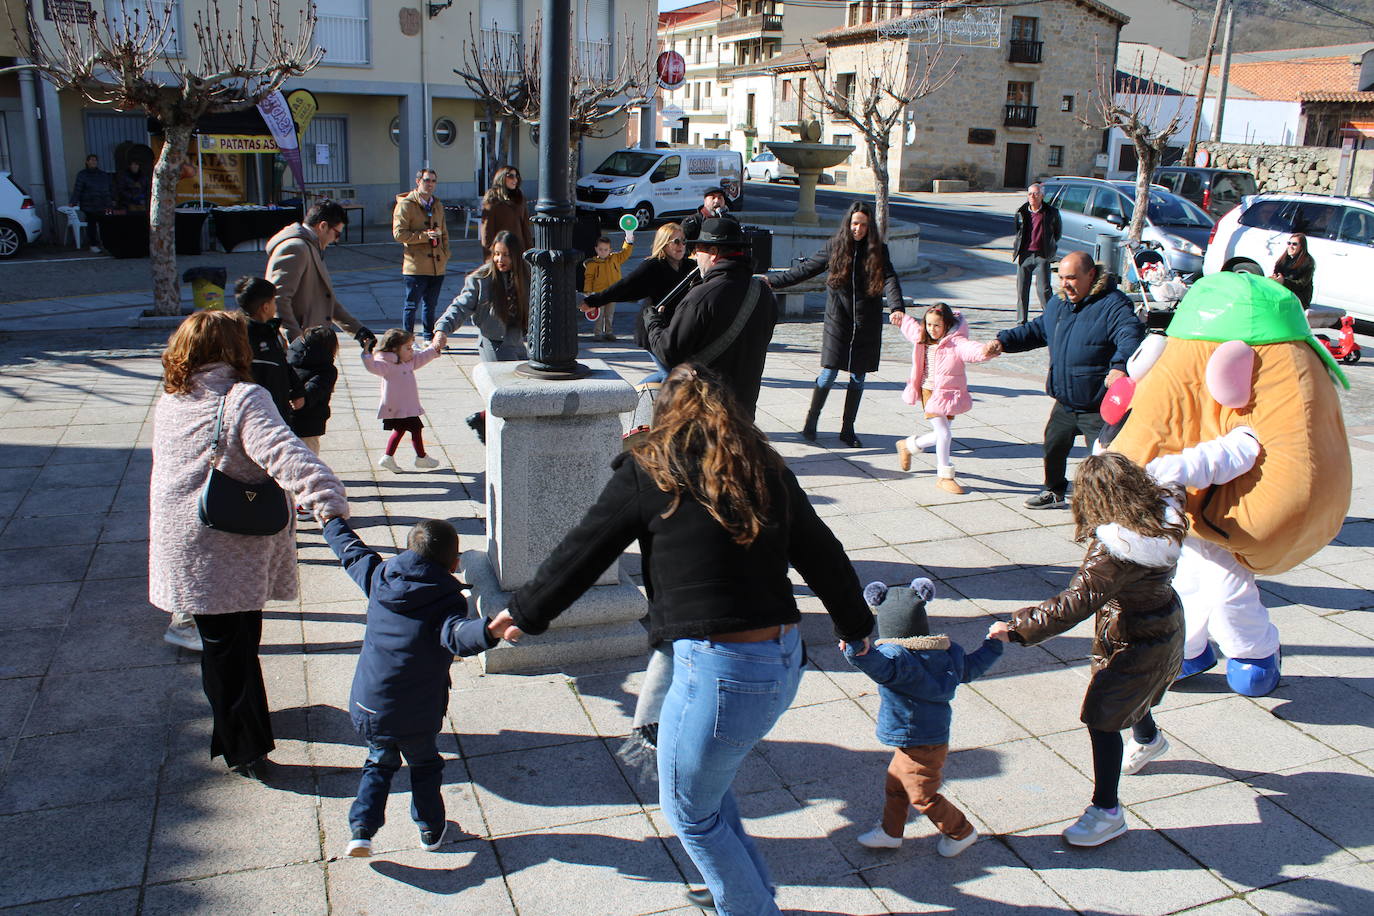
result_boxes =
[431,229,530,441]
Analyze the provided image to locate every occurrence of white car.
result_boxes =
[575,148,744,227]
[1202,192,1374,325]
[0,172,43,258]
[745,150,796,183]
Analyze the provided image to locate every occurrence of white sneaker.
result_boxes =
[163,621,203,652]
[346,836,372,857]
[414,455,440,469]
[1062,805,1127,847]
[936,827,978,858]
[377,454,400,472]
[856,826,902,849]
[1122,733,1170,775]
[89,245,101,253]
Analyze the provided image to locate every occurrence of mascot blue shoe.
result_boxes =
[1176,643,1217,681]
[1226,651,1281,697]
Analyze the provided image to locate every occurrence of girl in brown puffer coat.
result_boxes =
[989,452,1187,848]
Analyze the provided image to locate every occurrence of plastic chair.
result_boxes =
[57,206,87,249]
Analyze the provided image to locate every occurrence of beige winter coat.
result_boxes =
[148,365,349,616]
[393,190,450,276]
[266,223,363,341]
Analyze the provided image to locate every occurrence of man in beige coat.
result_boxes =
[393,168,450,342]
[268,200,376,349]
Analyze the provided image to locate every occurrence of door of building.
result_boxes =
[1004,143,1030,188]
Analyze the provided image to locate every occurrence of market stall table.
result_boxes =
[211,205,302,252]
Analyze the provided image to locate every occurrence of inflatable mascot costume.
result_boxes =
[1110,272,1351,697]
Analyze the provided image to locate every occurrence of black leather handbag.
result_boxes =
[197,387,291,536]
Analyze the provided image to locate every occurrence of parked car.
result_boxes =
[1153,166,1258,219]
[745,150,797,183]
[575,147,744,227]
[1202,191,1374,326]
[0,172,43,259]
[1041,176,1215,280]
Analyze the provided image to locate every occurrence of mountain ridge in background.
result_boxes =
[1174,0,1374,56]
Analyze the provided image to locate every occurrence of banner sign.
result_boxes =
[200,135,280,153]
[286,88,319,139]
[257,90,306,190]
[877,6,1001,48]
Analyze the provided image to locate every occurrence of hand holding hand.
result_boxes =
[1105,368,1126,388]
[487,609,525,643]
[431,331,448,351]
[983,339,1003,359]
[290,397,305,410]
[890,311,905,327]
[988,621,1012,643]
[838,637,872,656]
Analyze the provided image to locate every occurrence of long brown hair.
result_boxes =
[473,229,530,330]
[162,310,253,395]
[1275,232,1311,272]
[631,363,786,546]
[483,165,524,207]
[827,200,885,297]
[1071,452,1189,545]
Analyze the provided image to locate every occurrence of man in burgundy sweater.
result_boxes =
[1012,183,1062,326]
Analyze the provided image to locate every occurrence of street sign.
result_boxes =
[659,104,686,128]
[657,50,686,90]
[619,214,639,232]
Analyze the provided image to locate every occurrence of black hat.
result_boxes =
[687,216,751,249]
[704,186,726,198]
[864,578,935,640]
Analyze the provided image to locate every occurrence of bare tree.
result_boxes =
[456,13,655,181]
[803,40,958,237]
[8,0,321,315]
[1085,49,1188,249]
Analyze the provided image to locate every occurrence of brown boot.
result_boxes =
[937,466,965,495]
[896,439,912,472]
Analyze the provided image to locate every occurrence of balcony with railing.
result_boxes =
[1009,40,1043,64]
[718,13,783,41]
[578,38,613,78]
[317,15,369,65]
[1004,104,1038,128]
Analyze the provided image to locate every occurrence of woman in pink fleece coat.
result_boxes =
[150,310,349,778]
[891,303,997,494]
[362,328,443,472]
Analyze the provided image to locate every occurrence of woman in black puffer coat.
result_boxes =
[767,201,904,446]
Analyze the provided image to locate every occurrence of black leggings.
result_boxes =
[1088,714,1158,810]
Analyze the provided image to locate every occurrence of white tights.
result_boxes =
[906,416,954,469]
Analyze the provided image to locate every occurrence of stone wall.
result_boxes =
[1198,142,1374,196]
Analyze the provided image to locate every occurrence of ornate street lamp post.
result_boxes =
[519,0,586,379]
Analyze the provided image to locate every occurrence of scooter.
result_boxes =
[1315,315,1362,364]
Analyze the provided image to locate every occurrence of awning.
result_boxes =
[1340,121,1374,138]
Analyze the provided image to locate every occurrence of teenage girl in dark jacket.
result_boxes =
[488,364,874,915]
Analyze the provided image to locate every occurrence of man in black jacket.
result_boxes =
[644,217,777,416]
[679,187,728,241]
[1012,183,1062,325]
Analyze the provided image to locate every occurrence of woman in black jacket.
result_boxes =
[488,365,874,915]
[1270,232,1316,308]
[581,222,695,383]
[767,201,904,446]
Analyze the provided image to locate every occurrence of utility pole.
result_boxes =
[1211,2,1235,144]
[1184,0,1226,165]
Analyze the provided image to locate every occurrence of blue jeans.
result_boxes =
[658,627,802,916]
[641,352,670,386]
[349,726,445,837]
[816,368,865,391]
[402,274,445,337]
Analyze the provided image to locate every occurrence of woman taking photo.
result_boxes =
[488,364,874,915]
[150,310,348,778]
[767,200,904,447]
[580,222,695,384]
[1270,232,1315,308]
[433,230,531,441]
[479,165,533,258]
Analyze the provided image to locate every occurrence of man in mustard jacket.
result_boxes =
[393,169,451,343]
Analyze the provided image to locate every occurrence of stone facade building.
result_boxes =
[816,0,1128,191]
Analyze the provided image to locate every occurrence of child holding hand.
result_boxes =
[580,232,635,341]
[892,302,997,495]
[362,329,441,472]
[843,577,1003,857]
[989,451,1188,848]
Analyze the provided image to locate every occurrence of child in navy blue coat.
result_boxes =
[842,577,1003,857]
[323,516,498,857]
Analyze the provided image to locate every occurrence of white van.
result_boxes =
[576,148,744,227]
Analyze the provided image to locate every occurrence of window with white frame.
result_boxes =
[316,0,369,65]
[302,116,348,185]
[105,0,182,55]
[0,114,10,171]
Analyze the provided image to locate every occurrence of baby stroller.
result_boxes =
[1130,243,1189,330]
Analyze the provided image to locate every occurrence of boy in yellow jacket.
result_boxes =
[582,233,634,341]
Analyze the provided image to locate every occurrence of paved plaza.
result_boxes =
[0,215,1372,914]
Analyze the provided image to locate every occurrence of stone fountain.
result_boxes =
[764,121,854,227]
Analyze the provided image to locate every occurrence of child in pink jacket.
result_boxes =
[891,303,997,494]
[363,329,442,472]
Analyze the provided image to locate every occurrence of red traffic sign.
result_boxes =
[657,50,686,90]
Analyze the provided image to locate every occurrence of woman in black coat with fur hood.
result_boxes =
[767,201,904,446]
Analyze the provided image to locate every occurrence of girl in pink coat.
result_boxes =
[891,303,997,494]
[363,329,442,472]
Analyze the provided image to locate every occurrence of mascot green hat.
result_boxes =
[1166,273,1349,389]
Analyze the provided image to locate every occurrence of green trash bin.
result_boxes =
[183,267,228,311]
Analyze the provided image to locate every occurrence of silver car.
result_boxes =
[745,150,797,183]
[1041,177,1215,280]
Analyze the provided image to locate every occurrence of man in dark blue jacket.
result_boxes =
[322,516,497,857]
[986,251,1145,509]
